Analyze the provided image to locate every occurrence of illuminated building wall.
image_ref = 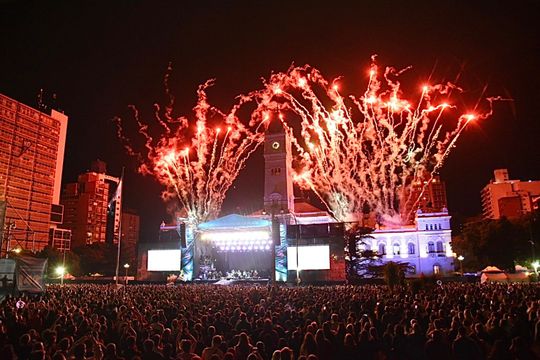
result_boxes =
[0,93,68,252]
[481,169,540,219]
[370,210,454,276]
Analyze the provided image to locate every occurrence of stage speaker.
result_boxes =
[286,224,299,239]
[348,237,357,259]
[272,220,281,245]
[179,223,187,248]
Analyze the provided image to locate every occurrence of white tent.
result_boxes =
[480,266,506,284]
[481,266,503,273]
[506,272,529,282]
[480,265,530,283]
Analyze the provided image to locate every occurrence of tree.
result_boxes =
[356,249,383,278]
[452,214,536,271]
[72,243,117,275]
[35,246,81,276]
[369,261,414,291]
[344,223,381,280]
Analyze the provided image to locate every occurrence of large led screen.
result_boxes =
[147,250,181,271]
[287,245,330,270]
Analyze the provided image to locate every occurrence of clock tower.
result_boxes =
[263,130,295,214]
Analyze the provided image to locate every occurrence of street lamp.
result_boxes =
[55,266,66,286]
[123,263,130,285]
[457,255,464,275]
[532,261,539,275]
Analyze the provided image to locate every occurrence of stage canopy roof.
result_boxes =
[199,214,270,231]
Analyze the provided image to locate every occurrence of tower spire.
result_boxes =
[263,127,294,214]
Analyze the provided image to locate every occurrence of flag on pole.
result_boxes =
[114,167,125,285]
[108,176,123,210]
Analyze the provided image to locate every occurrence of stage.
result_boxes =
[192,278,270,286]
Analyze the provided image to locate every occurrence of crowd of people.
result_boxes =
[1,282,539,359]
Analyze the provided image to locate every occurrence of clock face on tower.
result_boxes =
[271,141,280,150]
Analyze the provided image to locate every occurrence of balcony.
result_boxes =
[427,250,447,258]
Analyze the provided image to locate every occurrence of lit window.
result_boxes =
[393,243,400,255]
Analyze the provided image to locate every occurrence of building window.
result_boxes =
[433,264,441,275]
[408,243,415,255]
[393,243,401,255]
[378,243,386,255]
[425,224,428,230]
[436,241,444,253]
[427,242,435,253]
[270,168,281,176]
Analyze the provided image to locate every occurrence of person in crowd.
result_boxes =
[234,332,255,360]
[201,335,224,360]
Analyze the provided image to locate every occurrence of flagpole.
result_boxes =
[114,167,124,286]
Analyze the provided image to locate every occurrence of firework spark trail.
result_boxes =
[249,59,496,224]
[117,59,502,226]
[116,79,266,226]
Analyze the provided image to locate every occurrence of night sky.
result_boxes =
[1,1,539,240]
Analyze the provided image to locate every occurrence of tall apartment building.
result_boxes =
[60,160,121,249]
[401,175,448,223]
[0,93,68,252]
[416,175,447,212]
[481,169,540,219]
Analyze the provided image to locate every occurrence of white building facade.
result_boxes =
[368,210,455,276]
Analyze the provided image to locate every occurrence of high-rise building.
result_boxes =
[401,175,448,223]
[60,161,121,248]
[0,93,68,252]
[481,169,540,219]
[121,208,140,267]
[414,175,448,213]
